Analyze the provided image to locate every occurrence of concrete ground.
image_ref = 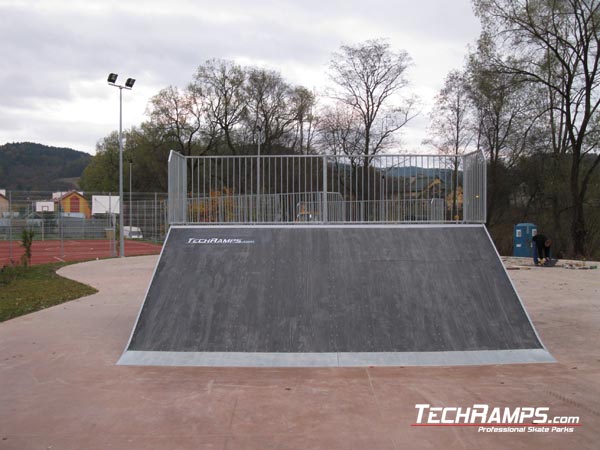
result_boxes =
[0,255,598,450]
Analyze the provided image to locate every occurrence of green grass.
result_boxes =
[0,263,98,322]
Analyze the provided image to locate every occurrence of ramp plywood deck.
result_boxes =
[121,225,552,366]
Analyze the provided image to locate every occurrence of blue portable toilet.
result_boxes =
[513,223,537,257]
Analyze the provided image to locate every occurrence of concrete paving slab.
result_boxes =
[0,254,598,449]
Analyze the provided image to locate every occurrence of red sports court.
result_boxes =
[0,239,162,266]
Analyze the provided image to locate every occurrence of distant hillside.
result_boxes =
[331,162,462,181]
[0,142,92,191]
[385,166,461,180]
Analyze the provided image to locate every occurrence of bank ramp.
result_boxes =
[118,225,553,367]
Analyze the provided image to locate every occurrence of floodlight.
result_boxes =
[106,72,136,258]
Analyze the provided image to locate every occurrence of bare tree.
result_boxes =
[474,0,600,255]
[317,103,369,199]
[193,59,247,155]
[146,85,207,156]
[426,70,474,155]
[318,103,365,158]
[289,86,318,154]
[466,35,544,224]
[328,39,416,165]
[425,69,474,218]
[244,68,296,153]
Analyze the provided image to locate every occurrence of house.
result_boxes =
[53,191,91,219]
[413,176,445,199]
[0,191,9,215]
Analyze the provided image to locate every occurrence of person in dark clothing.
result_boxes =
[532,233,552,266]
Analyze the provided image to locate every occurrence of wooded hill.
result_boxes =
[0,142,91,191]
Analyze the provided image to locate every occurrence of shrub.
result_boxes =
[20,229,35,268]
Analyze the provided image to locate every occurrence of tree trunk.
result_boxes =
[570,157,586,257]
[486,160,497,225]
[549,153,562,246]
[570,196,586,257]
[224,128,237,155]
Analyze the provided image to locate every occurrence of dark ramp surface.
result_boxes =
[119,225,553,367]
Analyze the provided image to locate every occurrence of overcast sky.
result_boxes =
[0,0,481,155]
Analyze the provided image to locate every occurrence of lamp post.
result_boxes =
[256,126,261,222]
[129,161,133,236]
[107,73,135,257]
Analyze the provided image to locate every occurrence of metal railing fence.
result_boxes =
[463,149,487,223]
[0,190,168,264]
[168,151,487,224]
[0,150,486,263]
[168,150,187,224]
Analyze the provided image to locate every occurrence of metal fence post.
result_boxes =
[463,154,469,223]
[154,192,157,241]
[168,150,187,224]
[482,149,487,223]
[322,156,328,223]
[8,191,13,263]
[59,200,65,258]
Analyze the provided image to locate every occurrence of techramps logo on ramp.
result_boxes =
[186,237,255,245]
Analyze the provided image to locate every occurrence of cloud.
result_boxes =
[0,0,480,153]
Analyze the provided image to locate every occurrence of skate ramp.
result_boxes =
[118,224,553,366]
